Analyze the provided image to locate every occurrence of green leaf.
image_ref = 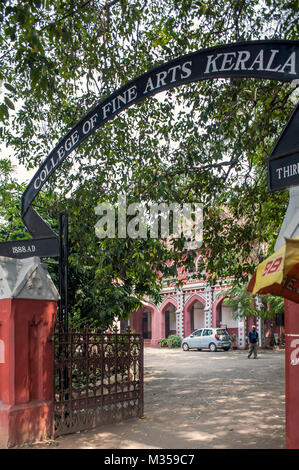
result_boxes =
[4,97,15,110]
[4,83,17,94]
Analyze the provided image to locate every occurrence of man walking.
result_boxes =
[247,324,259,359]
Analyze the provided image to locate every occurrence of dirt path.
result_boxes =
[27,347,285,449]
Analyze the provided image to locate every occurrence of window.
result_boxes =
[192,329,203,336]
[203,329,213,336]
[216,329,229,336]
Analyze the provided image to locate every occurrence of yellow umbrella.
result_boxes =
[248,236,299,303]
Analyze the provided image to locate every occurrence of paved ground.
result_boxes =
[29,347,285,450]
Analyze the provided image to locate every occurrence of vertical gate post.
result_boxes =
[284,299,299,449]
[0,256,59,448]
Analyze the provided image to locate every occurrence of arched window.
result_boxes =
[164,303,177,337]
[142,309,152,339]
[190,300,205,330]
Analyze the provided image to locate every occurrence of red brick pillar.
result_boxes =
[0,257,59,448]
[284,299,299,449]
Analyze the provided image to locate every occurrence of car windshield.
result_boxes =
[217,329,229,336]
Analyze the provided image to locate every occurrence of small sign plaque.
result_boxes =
[268,103,299,192]
[0,236,59,259]
[268,152,299,191]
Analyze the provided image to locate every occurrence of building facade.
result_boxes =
[122,257,285,349]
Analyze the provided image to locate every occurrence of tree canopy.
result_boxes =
[221,284,285,320]
[0,0,298,326]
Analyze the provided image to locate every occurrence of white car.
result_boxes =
[182,328,231,352]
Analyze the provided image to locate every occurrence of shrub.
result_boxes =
[158,338,168,348]
[166,335,182,348]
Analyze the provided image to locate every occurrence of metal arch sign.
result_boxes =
[0,39,299,258]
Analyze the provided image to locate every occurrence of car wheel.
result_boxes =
[209,342,217,352]
[223,347,230,351]
[182,343,189,351]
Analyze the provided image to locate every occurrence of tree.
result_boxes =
[0,0,298,325]
[221,283,285,320]
[0,159,27,241]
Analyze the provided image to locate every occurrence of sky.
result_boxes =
[1,142,36,184]
[0,79,37,184]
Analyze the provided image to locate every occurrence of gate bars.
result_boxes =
[53,324,144,438]
[54,211,144,438]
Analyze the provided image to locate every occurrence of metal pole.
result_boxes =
[59,212,64,323]
[58,210,69,331]
[58,211,69,402]
[64,210,69,332]
[63,211,69,401]
[58,212,64,406]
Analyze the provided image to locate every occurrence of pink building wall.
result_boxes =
[129,263,285,348]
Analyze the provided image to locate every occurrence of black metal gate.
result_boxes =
[53,324,144,438]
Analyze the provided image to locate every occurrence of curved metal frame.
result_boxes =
[0,40,298,258]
